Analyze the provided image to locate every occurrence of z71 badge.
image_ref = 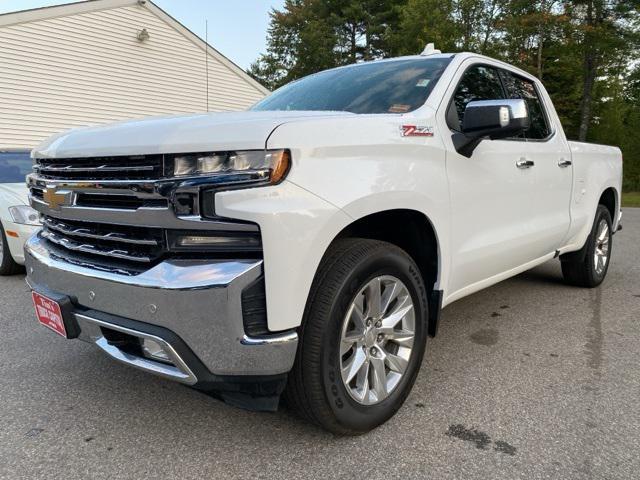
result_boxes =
[401,125,434,137]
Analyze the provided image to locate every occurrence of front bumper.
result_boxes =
[24,234,298,381]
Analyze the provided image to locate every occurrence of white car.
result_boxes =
[25,52,622,434]
[0,150,41,275]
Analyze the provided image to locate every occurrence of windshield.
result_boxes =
[251,57,452,114]
[0,151,32,183]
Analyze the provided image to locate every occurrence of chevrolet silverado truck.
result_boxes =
[25,51,622,434]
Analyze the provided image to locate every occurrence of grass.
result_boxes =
[622,192,640,208]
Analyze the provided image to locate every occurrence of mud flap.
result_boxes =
[428,290,443,338]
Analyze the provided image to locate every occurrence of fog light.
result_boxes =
[141,338,171,363]
[167,231,262,252]
[177,235,260,247]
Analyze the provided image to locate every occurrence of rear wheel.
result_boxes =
[0,224,22,276]
[285,238,428,435]
[561,205,612,288]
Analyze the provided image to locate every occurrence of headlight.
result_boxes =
[172,149,290,185]
[8,205,40,226]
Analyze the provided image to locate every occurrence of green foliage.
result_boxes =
[622,192,640,207]
[250,0,640,189]
[249,0,405,90]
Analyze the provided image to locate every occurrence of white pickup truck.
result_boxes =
[25,51,622,434]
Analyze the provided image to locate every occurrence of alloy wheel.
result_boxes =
[339,275,415,405]
[594,219,610,275]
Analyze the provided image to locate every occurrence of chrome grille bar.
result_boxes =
[33,155,164,181]
[41,230,153,263]
[49,251,138,276]
[43,217,159,246]
[35,165,156,173]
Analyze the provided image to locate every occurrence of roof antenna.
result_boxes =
[420,43,441,56]
[205,19,209,112]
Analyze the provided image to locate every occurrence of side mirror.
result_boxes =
[452,99,530,157]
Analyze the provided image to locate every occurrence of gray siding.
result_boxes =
[0,3,267,149]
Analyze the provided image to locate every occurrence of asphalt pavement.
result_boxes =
[1,209,639,479]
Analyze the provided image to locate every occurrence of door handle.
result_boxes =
[516,158,535,169]
[558,159,572,168]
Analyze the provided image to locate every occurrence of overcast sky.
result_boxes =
[0,0,284,69]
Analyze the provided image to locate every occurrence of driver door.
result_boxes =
[442,63,544,297]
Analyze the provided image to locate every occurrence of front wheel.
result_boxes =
[561,205,613,288]
[285,238,429,435]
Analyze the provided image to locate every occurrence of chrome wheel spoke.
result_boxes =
[342,347,367,385]
[384,351,409,373]
[380,301,413,332]
[380,281,400,316]
[350,296,367,331]
[386,329,415,347]
[354,359,370,401]
[340,331,362,356]
[597,224,608,242]
[369,357,387,400]
[364,277,383,319]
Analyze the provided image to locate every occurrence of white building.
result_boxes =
[0,0,269,149]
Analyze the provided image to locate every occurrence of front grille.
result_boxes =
[40,215,263,274]
[32,155,267,273]
[41,216,164,266]
[33,155,164,180]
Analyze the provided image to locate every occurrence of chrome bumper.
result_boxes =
[25,234,298,379]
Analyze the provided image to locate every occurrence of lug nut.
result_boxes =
[377,334,384,342]
[370,347,377,356]
[366,319,373,327]
[375,321,382,328]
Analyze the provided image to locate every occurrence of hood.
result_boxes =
[33,111,354,158]
[0,183,29,206]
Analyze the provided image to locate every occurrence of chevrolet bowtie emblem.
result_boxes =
[42,187,73,210]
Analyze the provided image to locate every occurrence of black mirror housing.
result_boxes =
[453,99,530,157]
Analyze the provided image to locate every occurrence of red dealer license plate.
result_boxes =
[32,291,68,338]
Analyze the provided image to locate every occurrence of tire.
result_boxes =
[0,223,22,276]
[561,205,612,288]
[285,238,429,435]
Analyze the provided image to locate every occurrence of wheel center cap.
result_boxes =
[364,327,377,348]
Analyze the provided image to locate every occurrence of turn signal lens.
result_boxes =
[268,149,290,184]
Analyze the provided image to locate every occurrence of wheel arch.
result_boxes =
[561,186,619,264]
[319,207,445,336]
[333,209,441,293]
[598,186,618,223]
